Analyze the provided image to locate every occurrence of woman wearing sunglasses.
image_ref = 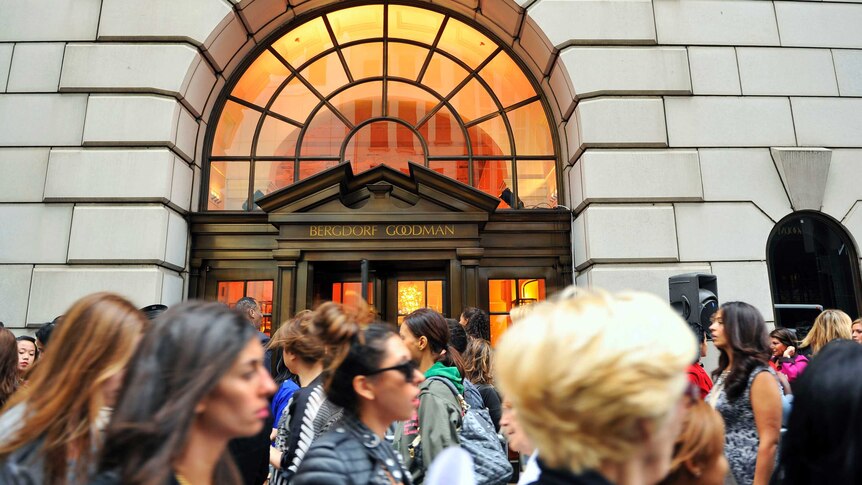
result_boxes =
[292,302,423,485]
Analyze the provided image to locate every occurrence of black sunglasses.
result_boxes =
[364,360,419,383]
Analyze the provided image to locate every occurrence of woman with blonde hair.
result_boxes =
[463,337,502,431]
[852,318,862,344]
[495,289,697,485]
[798,309,852,357]
[0,293,148,484]
[658,400,728,485]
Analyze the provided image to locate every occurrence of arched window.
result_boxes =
[204,2,558,211]
[768,212,862,329]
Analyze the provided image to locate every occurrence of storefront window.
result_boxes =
[397,280,444,323]
[206,3,558,211]
[488,278,546,345]
[768,213,861,330]
[332,282,374,312]
[217,280,274,335]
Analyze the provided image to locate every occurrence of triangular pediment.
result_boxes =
[257,162,500,222]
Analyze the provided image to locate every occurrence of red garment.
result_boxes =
[687,363,714,399]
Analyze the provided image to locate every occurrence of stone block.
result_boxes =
[26,265,183,324]
[737,48,838,96]
[574,204,678,269]
[561,47,690,98]
[770,148,832,212]
[6,43,65,93]
[82,95,196,161]
[654,0,779,46]
[98,0,236,48]
[0,148,49,202]
[792,97,862,147]
[833,50,862,96]
[675,202,774,261]
[776,2,862,49]
[0,0,101,41]
[175,107,199,163]
[204,15,250,72]
[44,148,178,203]
[516,16,555,78]
[67,205,185,269]
[528,0,656,46]
[710,261,775,322]
[699,149,791,223]
[0,204,73,263]
[183,58,217,118]
[0,94,87,146]
[0,44,12,92]
[822,150,862,221]
[665,97,796,147]
[239,0,294,36]
[171,157,195,213]
[564,116,582,163]
[60,43,205,114]
[570,149,702,210]
[575,97,667,148]
[576,263,711,299]
[687,47,741,95]
[548,58,576,120]
[166,210,189,269]
[0,265,33,327]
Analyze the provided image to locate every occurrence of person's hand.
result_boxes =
[783,346,796,358]
[269,447,283,469]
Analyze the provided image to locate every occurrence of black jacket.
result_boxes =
[293,416,411,485]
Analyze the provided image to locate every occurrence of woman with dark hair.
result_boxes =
[268,309,346,484]
[0,293,148,484]
[94,301,276,485]
[395,308,465,484]
[769,328,808,383]
[465,308,491,342]
[772,340,862,485]
[707,302,783,485]
[16,335,38,378]
[291,302,423,484]
[463,338,502,432]
[0,329,18,408]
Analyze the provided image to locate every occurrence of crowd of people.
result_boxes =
[0,289,861,485]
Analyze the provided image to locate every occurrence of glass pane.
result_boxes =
[272,17,333,68]
[428,160,470,185]
[300,106,351,157]
[478,51,535,109]
[208,161,250,210]
[231,50,292,106]
[341,43,383,80]
[398,280,426,316]
[468,115,511,156]
[344,121,423,174]
[489,314,511,347]
[517,279,546,304]
[298,160,340,180]
[299,51,349,97]
[419,106,468,156]
[421,53,469,98]
[426,280,444,313]
[387,81,439,124]
[330,81,383,126]
[256,116,301,157]
[327,5,383,44]
[339,282,374,310]
[473,159,513,209]
[211,101,260,156]
[253,161,295,200]
[449,78,497,123]
[508,101,553,156]
[388,5,444,45]
[270,76,321,123]
[217,281,246,306]
[488,279,516,313]
[387,43,429,81]
[437,18,495,69]
[246,281,274,335]
[516,160,557,209]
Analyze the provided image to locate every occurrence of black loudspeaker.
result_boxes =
[669,273,719,333]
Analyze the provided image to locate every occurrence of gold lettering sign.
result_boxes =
[308,224,457,238]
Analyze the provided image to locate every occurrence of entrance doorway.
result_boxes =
[311,261,447,324]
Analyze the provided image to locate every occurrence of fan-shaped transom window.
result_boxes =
[206,2,558,211]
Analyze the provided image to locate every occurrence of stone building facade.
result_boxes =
[2,0,861,332]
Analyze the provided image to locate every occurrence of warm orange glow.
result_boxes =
[397,280,444,316]
[209,3,557,211]
[218,280,274,335]
[488,278,546,345]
